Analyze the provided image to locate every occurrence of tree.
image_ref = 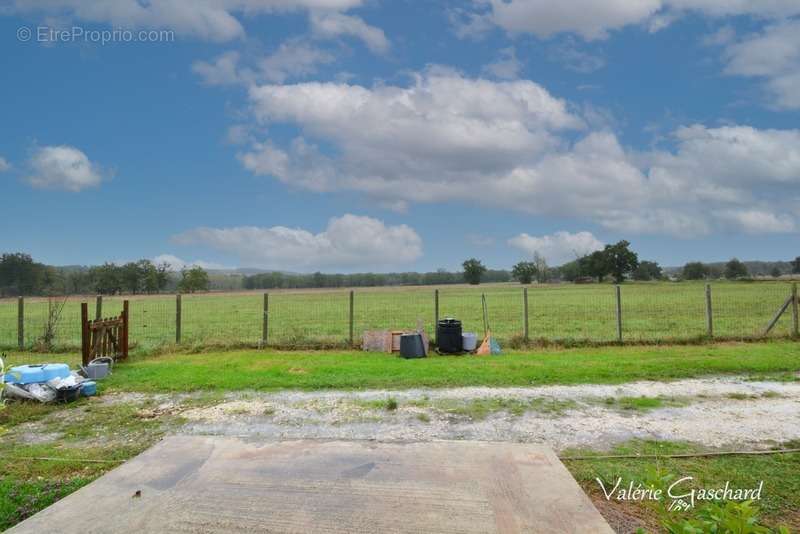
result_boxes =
[178,266,209,293]
[462,258,487,285]
[682,262,709,281]
[532,252,549,283]
[632,261,663,281]
[793,257,800,275]
[0,252,50,296]
[770,266,782,278]
[511,261,538,284]
[579,250,610,282]
[120,262,144,294]
[91,263,123,294]
[603,240,639,283]
[724,258,749,280]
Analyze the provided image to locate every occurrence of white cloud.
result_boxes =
[236,70,800,237]
[310,11,389,53]
[548,38,606,73]
[468,0,800,40]
[8,0,365,41]
[172,214,422,270]
[25,145,104,191]
[0,156,10,172]
[715,210,796,234]
[193,40,335,86]
[482,47,522,80]
[152,254,227,271]
[509,231,604,265]
[722,20,800,110]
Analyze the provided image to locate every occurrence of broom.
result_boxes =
[476,294,501,355]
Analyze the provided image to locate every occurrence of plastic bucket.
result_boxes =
[400,334,426,359]
[462,332,478,351]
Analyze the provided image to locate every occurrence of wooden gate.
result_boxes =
[81,300,129,366]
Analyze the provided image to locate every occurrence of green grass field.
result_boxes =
[0,281,797,351]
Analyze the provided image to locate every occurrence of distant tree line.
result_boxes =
[0,253,209,297]
[3,250,799,296]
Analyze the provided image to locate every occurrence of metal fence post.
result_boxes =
[349,290,354,346]
[81,302,89,366]
[434,289,439,344]
[95,295,103,320]
[17,297,24,350]
[262,293,269,347]
[615,285,623,343]
[792,283,799,338]
[523,287,529,341]
[175,294,182,344]
[705,284,714,338]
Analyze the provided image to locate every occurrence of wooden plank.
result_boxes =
[763,295,793,336]
[81,302,90,366]
[95,295,103,320]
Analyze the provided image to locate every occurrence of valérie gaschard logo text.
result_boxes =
[596,477,764,512]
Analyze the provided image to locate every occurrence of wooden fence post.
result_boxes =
[122,300,129,359]
[81,302,89,366]
[434,289,439,344]
[175,294,182,344]
[17,297,24,350]
[705,284,714,338]
[615,285,623,343]
[262,293,269,347]
[349,290,354,346]
[95,295,103,320]
[523,287,529,341]
[792,283,798,338]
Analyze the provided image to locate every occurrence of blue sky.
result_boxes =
[1,1,799,272]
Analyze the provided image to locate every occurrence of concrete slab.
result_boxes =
[10,437,613,533]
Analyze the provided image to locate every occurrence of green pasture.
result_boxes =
[0,281,796,350]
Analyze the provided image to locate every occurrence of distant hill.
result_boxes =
[664,260,794,277]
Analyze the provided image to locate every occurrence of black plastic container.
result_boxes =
[56,385,81,403]
[400,333,426,359]
[436,318,463,353]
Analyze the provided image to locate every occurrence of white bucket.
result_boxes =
[462,332,478,351]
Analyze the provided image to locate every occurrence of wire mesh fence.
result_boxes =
[0,282,797,352]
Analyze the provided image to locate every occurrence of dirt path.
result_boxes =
[174,376,800,451]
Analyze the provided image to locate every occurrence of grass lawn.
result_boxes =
[79,341,800,392]
[1,281,797,350]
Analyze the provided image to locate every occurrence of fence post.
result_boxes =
[81,302,89,366]
[122,300,129,359]
[792,283,799,338]
[434,289,439,344]
[349,290,354,346]
[17,297,24,350]
[262,293,269,347]
[705,284,714,338]
[615,285,623,343]
[95,295,103,320]
[523,287,529,341]
[175,294,182,344]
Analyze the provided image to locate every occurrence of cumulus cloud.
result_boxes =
[236,69,799,236]
[193,40,335,86]
[7,0,365,41]
[482,47,522,80]
[463,0,800,41]
[0,156,10,172]
[152,254,227,271]
[508,231,604,265]
[310,11,389,53]
[721,20,800,110]
[25,145,104,191]
[172,214,423,270]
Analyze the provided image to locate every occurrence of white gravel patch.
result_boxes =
[178,375,800,452]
